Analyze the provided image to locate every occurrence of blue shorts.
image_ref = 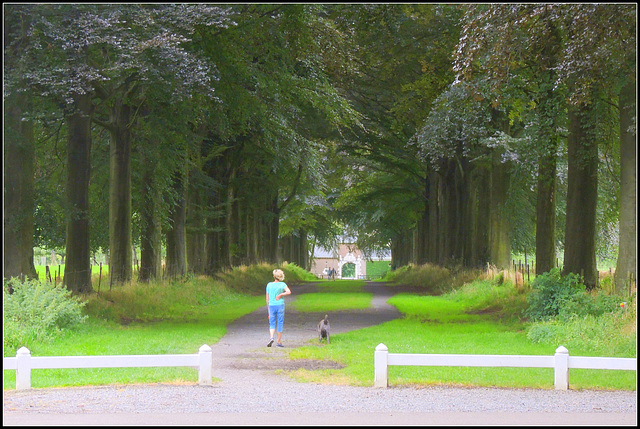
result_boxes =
[268,305,285,332]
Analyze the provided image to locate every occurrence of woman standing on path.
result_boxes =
[266,269,291,347]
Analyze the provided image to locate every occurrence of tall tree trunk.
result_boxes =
[109,102,133,284]
[3,92,37,282]
[63,93,93,293]
[186,175,206,275]
[415,173,430,265]
[614,79,637,292]
[534,15,561,276]
[457,158,473,266]
[535,148,558,275]
[246,207,259,264]
[471,167,490,268]
[138,146,162,282]
[299,228,309,270]
[391,231,412,269]
[205,188,226,275]
[268,194,281,264]
[166,169,187,278]
[225,167,237,267]
[427,171,440,263]
[489,150,511,269]
[439,161,457,264]
[563,104,598,289]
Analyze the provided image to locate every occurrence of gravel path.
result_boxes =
[3,282,637,425]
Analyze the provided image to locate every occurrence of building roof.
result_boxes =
[312,246,390,261]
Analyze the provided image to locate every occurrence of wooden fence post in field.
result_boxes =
[45,265,52,283]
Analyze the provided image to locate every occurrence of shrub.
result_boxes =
[383,263,481,295]
[3,277,87,352]
[383,263,452,293]
[281,262,318,282]
[526,322,559,344]
[558,290,625,321]
[83,276,234,323]
[214,262,311,295]
[526,303,636,356]
[525,268,584,320]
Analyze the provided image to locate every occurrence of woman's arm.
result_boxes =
[275,285,291,301]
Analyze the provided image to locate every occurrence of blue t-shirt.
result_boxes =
[266,281,287,306]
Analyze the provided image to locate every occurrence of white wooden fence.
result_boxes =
[4,345,212,390]
[374,343,637,390]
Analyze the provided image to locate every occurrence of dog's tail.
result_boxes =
[324,314,329,324]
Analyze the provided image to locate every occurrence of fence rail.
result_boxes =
[374,344,636,390]
[4,345,212,390]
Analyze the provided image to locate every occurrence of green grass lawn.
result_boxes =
[4,276,635,391]
[290,280,372,312]
[288,292,637,390]
[3,294,264,389]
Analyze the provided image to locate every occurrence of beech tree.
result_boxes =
[453,4,636,287]
[329,4,464,267]
[185,4,362,270]
[5,4,634,293]
[4,5,38,281]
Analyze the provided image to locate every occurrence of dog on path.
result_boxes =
[317,314,330,344]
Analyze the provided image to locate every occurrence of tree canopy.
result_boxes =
[4,3,636,292]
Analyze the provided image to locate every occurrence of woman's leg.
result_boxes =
[276,305,285,343]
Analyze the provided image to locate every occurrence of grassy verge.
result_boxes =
[288,280,636,390]
[5,266,635,391]
[3,264,302,390]
[3,293,264,389]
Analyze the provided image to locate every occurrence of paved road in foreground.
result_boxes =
[3,411,637,426]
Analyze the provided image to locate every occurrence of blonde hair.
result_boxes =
[273,269,285,281]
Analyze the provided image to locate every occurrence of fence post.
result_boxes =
[16,347,32,390]
[374,343,389,388]
[198,344,212,386]
[554,346,569,390]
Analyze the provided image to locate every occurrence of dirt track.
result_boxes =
[209,281,403,372]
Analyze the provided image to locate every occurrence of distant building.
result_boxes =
[310,242,390,279]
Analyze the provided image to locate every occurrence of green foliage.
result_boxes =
[557,290,625,321]
[525,268,585,320]
[527,302,636,357]
[442,279,529,321]
[213,262,313,295]
[80,262,316,324]
[525,267,635,358]
[366,260,392,280]
[82,276,242,323]
[3,277,87,352]
[281,262,319,283]
[382,263,451,293]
